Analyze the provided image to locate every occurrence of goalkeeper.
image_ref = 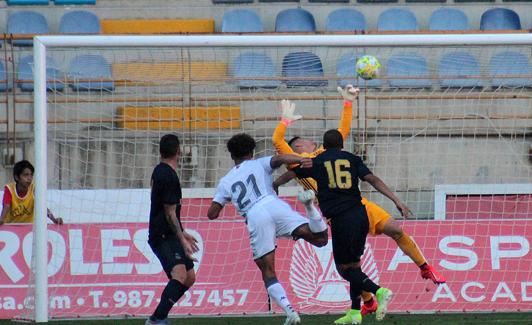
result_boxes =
[271,85,446,316]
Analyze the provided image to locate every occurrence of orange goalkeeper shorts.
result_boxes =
[361,197,392,236]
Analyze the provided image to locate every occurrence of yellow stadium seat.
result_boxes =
[116,106,241,130]
[101,19,215,34]
[112,62,227,84]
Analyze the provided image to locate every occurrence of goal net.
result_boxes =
[5,34,531,321]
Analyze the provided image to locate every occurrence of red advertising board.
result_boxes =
[0,194,531,318]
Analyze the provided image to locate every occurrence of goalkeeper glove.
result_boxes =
[280,99,302,126]
[337,84,360,102]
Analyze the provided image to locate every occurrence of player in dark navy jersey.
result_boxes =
[146,134,199,325]
[292,129,397,324]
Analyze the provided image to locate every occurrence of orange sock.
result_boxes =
[361,291,373,303]
[396,232,427,267]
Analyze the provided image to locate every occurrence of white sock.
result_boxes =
[267,282,296,316]
[306,203,327,233]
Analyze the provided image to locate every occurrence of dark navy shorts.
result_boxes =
[150,236,194,279]
[330,204,369,265]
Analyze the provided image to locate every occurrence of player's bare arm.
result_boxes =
[207,202,223,220]
[47,208,63,225]
[270,154,312,169]
[0,203,10,225]
[164,203,198,260]
[362,174,412,218]
[272,170,298,193]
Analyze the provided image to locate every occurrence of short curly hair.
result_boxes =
[13,160,34,179]
[227,133,256,159]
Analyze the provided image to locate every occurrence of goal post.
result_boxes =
[29,34,532,322]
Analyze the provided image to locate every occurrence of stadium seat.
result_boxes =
[7,0,48,4]
[282,52,327,87]
[54,0,96,4]
[480,8,521,30]
[336,53,381,88]
[438,52,482,88]
[429,8,469,31]
[275,9,316,32]
[213,0,253,3]
[231,52,279,89]
[59,11,101,34]
[260,0,300,2]
[68,55,114,91]
[326,9,366,32]
[101,19,214,34]
[406,0,444,2]
[309,0,349,2]
[7,11,49,46]
[17,55,64,92]
[0,61,8,92]
[387,53,431,88]
[357,0,397,3]
[378,9,418,31]
[222,9,263,33]
[489,52,532,88]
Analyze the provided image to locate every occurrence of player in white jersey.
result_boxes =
[207,133,328,325]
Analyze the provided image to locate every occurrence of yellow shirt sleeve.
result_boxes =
[337,101,353,140]
[272,122,295,155]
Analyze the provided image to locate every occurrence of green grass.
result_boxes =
[2,313,531,324]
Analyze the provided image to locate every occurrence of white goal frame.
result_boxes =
[33,34,532,322]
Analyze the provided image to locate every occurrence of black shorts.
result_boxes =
[149,236,194,279]
[330,204,369,265]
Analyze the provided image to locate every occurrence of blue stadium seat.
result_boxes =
[282,52,327,87]
[213,0,253,3]
[7,0,48,4]
[480,8,521,30]
[68,55,114,91]
[336,53,381,88]
[59,11,100,34]
[310,0,349,2]
[260,0,300,2]
[17,55,64,92]
[7,11,49,46]
[0,62,8,92]
[54,0,96,4]
[378,9,418,31]
[326,9,366,32]
[275,9,316,32]
[490,51,532,88]
[222,9,263,33]
[438,52,482,88]
[387,53,431,88]
[231,52,279,89]
[429,8,469,31]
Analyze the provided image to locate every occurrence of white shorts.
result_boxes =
[245,196,308,259]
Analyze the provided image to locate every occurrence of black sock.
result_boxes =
[362,277,380,294]
[341,267,381,295]
[152,279,188,320]
[350,284,362,310]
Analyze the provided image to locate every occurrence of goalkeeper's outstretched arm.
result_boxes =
[272,99,302,155]
[336,85,359,140]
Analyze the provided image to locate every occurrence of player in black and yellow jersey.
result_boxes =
[272,86,445,317]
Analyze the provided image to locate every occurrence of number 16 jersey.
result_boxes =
[213,156,276,216]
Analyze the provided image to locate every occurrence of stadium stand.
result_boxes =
[438,52,482,88]
[378,8,418,31]
[336,53,381,88]
[358,0,397,4]
[282,51,327,87]
[326,8,366,32]
[17,55,64,92]
[275,8,316,32]
[101,19,215,34]
[480,8,521,30]
[59,11,101,34]
[0,62,8,92]
[489,51,532,88]
[6,0,48,4]
[116,106,241,130]
[387,53,432,88]
[231,52,279,89]
[429,8,470,30]
[309,0,349,2]
[222,9,263,33]
[7,11,49,46]
[54,0,96,4]
[260,0,300,2]
[67,54,114,91]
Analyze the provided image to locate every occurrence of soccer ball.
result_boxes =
[356,55,381,80]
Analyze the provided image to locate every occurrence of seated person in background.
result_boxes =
[0,160,63,225]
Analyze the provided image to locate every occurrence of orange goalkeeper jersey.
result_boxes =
[272,101,352,193]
